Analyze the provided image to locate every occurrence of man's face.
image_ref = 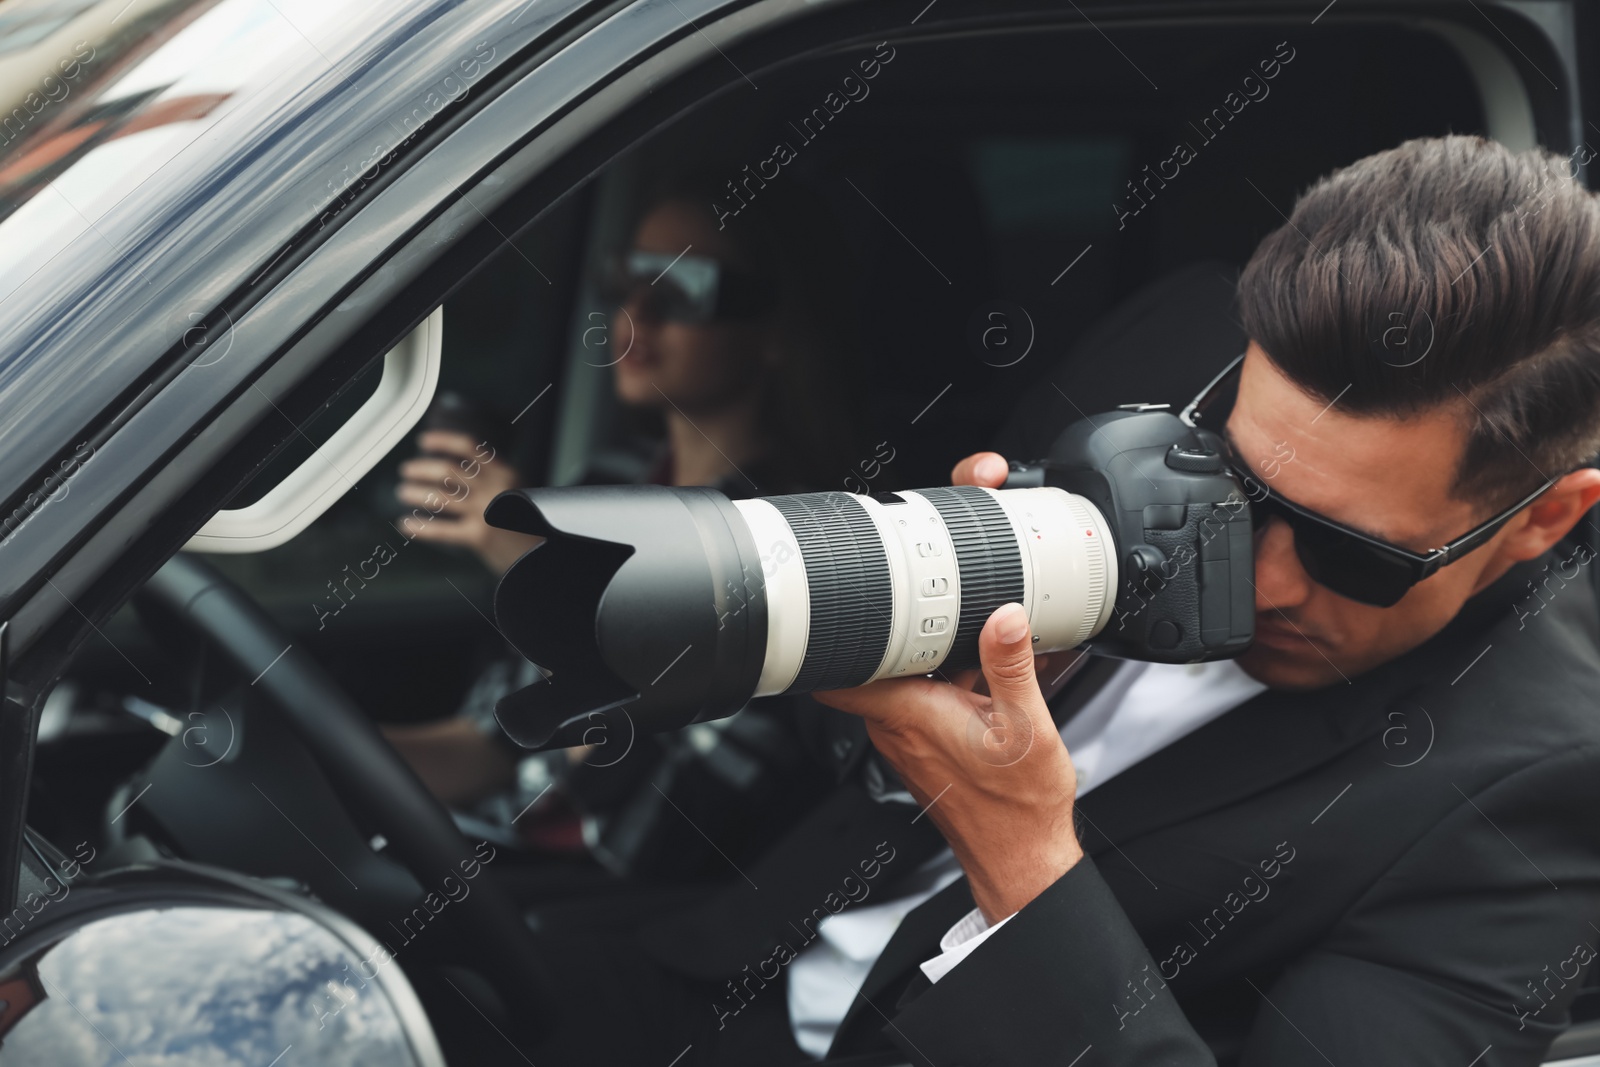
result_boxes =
[1226,342,1516,689]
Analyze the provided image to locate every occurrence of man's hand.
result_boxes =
[812,450,1084,924]
[396,430,544,576]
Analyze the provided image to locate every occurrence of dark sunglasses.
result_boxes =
[1179,353,1562,608]
[597,250,776,325]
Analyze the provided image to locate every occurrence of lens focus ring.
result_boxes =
[918,486,1026,668]
[766,492,893,691]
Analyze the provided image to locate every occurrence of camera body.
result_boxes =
[1008,410,1254,663]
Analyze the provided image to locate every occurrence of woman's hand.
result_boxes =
[381,717,518,808]
[395,430,544,576]
[811,449,1085,923]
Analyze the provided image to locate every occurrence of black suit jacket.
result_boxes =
[641,544,1600,1066]
[856,545,1600,1066]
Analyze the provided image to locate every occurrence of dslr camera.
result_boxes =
[485,409,1253,750]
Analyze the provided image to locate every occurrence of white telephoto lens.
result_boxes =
[736,486,1117,697]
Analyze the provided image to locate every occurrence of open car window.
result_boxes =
[70,11,1501,723]
[197,16,1492,608]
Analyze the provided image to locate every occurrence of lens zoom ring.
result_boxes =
[919,486,1025,666]
[766,492,893,690]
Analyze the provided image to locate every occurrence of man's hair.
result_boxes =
[1237,134,1600,508]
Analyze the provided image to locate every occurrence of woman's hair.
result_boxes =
[620,167,868,494]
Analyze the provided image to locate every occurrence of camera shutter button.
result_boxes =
[1165,444,1226,473]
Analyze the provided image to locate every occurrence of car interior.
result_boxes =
[17,9,1600,1063]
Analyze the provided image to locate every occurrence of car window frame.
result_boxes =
[2,0,846,681]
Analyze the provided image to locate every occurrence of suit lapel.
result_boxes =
[1071,672,1386,854]
[1072,553,1540,853]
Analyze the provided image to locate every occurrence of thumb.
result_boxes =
[979,603,1044,710]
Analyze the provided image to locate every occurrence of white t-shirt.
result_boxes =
[786,657,1269,1058]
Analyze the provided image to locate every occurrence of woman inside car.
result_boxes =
[381,169,869,888]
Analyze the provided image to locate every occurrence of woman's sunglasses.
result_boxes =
[1179,353,1562,608]
[596,250,776,325]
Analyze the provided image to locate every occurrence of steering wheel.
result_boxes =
[135,552,550,1030]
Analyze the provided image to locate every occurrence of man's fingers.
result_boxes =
[811,676,942,722]
[810,678,906,717]
[950,451,1009,488]
[978,603,1044,711]
[944,667,983,692]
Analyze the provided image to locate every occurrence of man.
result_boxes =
[805,134,1600,1064]
[524,135,1600,1066]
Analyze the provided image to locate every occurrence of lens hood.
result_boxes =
[484,484,768,751]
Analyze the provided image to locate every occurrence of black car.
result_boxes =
[0,0,1597,1063]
